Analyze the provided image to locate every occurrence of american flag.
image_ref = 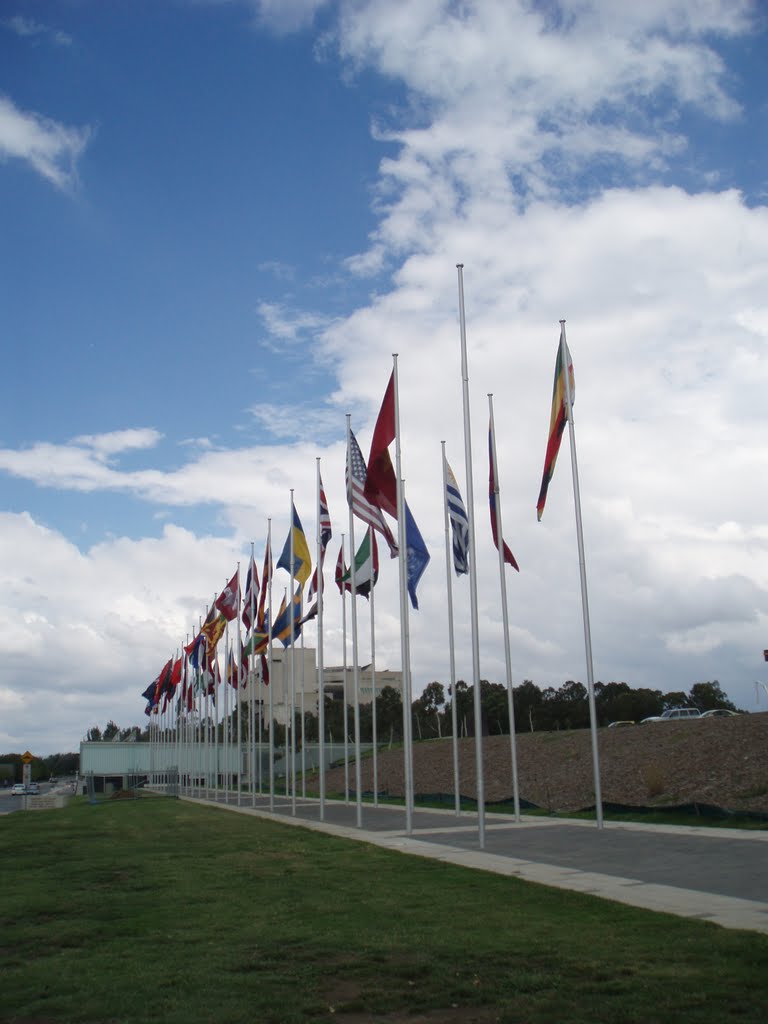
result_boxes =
[346,430,398,557]
[444,456,469,576]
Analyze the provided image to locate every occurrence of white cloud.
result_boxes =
[0,95,89,190]
[2,15,73,46]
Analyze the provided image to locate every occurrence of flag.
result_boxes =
[243,629,269,657]
[308,475,332,601]
[277,503,312,586]
[300,601,318,624]
[242,551,259,632]
[346,430,398,557]
[489,424,519,571]
[405,502,430,609]
[186,632,206,670]
[200,610,227,651]
[271,586,303,647]
[257,543,272,631]
[444,456,469,576]
[341,528,379,599]
[215,570,239,622]
[364,371,398,519]
[537,328,574,521]
[335,544,348,595]
[154,658,173,707]
[226,645,239,689]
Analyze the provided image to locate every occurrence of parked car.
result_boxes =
[28,782,40,795]
[641,707,701,723]
[608,720,635,728]
[11,783,26,795]
[700,708,739,718]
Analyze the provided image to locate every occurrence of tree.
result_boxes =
[376,686,403,743]
[102,720,120,741]
[513,680,543,732]
[414,681,446,737]
[688,681,736,712]
[447,679,473,737]
[86,726,102,742]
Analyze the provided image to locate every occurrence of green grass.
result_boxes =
[1,797,767,1023]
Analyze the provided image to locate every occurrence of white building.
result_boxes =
[243,647,402,725]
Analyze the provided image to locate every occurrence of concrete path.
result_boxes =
[183,792,768,935]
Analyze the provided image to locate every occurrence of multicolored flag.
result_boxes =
[341,527,379,599]
[537,326,574,521]
[488,424,519,571]
[277,502,312,586]
[308,474,332,601]
[200,609,227,651]
[346,430,398,557]
[272,586,303,647]
[242,552,259,632]
[364,371,398,519]
[215,569,239,622]
[444,455,469,576]
[256,543,272,632]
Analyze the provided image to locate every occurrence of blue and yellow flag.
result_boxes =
[277,503,312,586]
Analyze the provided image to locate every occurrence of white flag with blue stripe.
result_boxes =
[444,456,469,576]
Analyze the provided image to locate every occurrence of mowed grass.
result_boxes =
[1,798,767,1024]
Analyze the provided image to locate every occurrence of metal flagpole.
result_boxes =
[456,264,486,849]
[267,519,275,812]
[441,443,461,816]
[300,629,306,799]
[559,320,603,828]
[346,415,363,828]
[233,565,241,806]
[392,353,414,833]
[316,458,327,821]
[288,491,297,816]
[488,394,521,821]
[369,528,378,807]
[340,533,350,805]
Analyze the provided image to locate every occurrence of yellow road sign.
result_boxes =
[21,751,34,764]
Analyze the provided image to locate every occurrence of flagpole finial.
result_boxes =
[560,318,566,325]
[456,263,463,269]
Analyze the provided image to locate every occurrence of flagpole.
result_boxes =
[456,264,486,849]
[267,520,275,812]
[368,527,379,807]
[288,492,298,816]
[391,354,415,833]
[488,394,521,821]
[300,627,306,799]
[346,415,364,828]
[248,544,256,806]
[340,534,350,805]
[441,443,461,816]
[316,458,327,821]
[560,320,603,829]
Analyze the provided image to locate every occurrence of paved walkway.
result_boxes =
[183,791,768,935]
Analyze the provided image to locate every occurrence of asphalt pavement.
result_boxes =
[183,791,768,935]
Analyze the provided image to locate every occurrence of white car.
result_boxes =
[11,783,26,795]
[700,708,739,718]
[642,708,701,723]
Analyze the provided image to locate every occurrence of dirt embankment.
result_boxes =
[319,711,768,814]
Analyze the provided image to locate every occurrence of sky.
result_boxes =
[1,0,768,756]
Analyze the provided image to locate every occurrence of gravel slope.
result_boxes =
[319,711,768,814]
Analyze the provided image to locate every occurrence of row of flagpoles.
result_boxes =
[140,266,603,844]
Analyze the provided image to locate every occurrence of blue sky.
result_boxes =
[1,0,767,754]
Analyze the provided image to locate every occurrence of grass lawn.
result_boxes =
[1,796,767,1023]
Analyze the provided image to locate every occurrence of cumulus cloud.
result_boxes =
[2,0,767,753]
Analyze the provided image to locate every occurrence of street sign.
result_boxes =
[21,751,34,764]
